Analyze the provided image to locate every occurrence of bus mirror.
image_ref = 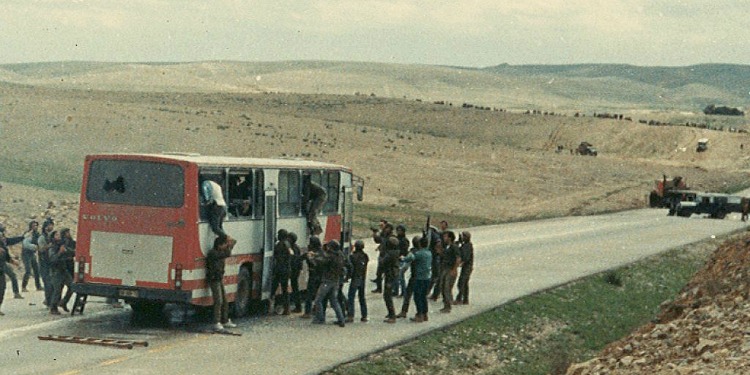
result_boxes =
[356,185,364,201]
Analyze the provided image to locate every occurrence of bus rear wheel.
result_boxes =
[232,266,252,318]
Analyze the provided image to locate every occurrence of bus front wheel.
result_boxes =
[232,266,252,318]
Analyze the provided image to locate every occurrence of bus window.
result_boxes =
[199,169,225,221]
[254,170,264,219]
[227,170,253,219]
[323,171,340,213]
[279,170,301,217]
[86,160,184,207]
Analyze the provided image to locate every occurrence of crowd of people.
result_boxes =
[212,219,474,331]
[0,218,79,316]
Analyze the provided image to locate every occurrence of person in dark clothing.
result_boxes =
[456,231,474,305]
[439,231,461,313]
[345,240,369,323]
[48,230,75,315]
[396,235,421,319]
[0,228,23,315]
[301,236,323,319]
[395,224,410,297]
[309,240,346,327]
[426,225,443,300]
[21,220,42,292]
[305,181,327,235]
[370,219,389,293]
[0,226,25,300]
[381,225,400,323]
[269,229,292,315]
[288,232,303,313]
[206,234,237,331]
[36,218,55,307]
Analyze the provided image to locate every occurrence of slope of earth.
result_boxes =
[2,82,749,227]
[567,232,750,375]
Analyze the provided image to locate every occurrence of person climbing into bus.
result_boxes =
[305,180,327,236]
[206,234,237,332]
[200,176,228,236]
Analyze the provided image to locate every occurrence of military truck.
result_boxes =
[576,142,598,156]
[673,192,744,219]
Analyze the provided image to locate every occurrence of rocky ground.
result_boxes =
[567,231,750,375]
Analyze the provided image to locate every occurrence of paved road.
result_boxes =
[0,209,746,375]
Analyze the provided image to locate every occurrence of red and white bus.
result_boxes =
[72,153,361,317]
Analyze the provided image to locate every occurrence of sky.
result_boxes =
[1,0,748,68]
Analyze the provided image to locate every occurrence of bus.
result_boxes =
[71,153,362,317]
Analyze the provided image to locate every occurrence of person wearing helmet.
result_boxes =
[381,230,401,323]
[309,239,346,327]
[345,240,369,323]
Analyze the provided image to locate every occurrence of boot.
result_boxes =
[410,314,424,323]
[59,303,69,313]
[50,307,61,315]
[282,307,291,316]
[395,311,407,319]
[383,317,396,324]
[423,313,428,322]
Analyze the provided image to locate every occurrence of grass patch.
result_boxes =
[326,246,711,375]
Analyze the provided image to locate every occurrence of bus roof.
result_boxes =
[87,153,352,172]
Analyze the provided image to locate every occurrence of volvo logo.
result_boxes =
[82,214,118,222]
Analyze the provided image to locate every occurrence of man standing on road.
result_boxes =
[309,240,346,327]
[288,232,304,313]
[396,236,420,319]
[269,229,292,315]
[370,219,389,293]
[400,236,432,323]
[381,225,400,323]
[346,240,369,323]
[439,231,461,313]
[206,234,237,332]
[0,227,23,315]
[0,225,25,300]
[37,218,55,307]
[455,231,474,305]
[21,220,42,293]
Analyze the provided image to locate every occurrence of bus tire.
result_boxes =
[232,266,252,318]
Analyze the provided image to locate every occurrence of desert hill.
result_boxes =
[2,61,749,113]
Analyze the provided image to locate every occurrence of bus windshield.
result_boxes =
[86,159,185,207]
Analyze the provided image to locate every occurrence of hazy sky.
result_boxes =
[2,0,748,67]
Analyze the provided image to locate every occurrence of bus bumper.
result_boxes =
[71,282,193,304]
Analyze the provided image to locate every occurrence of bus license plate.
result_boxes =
[118,289,139,298]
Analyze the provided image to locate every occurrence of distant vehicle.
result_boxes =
[649,175,688,208]
[696,138,709,152]
[72,153,362,318]
[673,192,744,219]
[577,142,598,156]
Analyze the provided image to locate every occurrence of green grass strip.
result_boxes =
[327,245,709,375]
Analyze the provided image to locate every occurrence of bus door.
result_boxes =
[261,187,277,300]
[341,185,354,251]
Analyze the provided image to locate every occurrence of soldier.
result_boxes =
[346,240,369,323]
[439,231,461,313]
[309,240,346,327]
[381,224,400,323]
[0,227,23,315]
[288,232,303,313]
[269,229,292,315]
[48,230,75,315]
[21,220,42,292]
[0,225,24,300]
[370,219,389,293]
[301,236,323,319]
[455,231,474,305]
[37,218,55,307]
[206,234,237,332]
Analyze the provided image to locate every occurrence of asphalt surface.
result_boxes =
[0,208,746,375]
